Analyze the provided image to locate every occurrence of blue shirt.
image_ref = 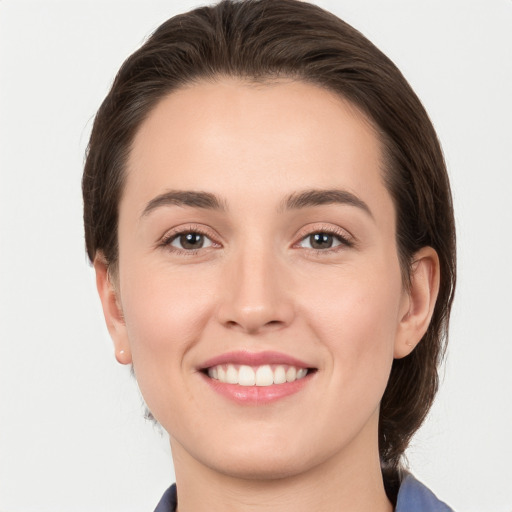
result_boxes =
[395,473,454,511]
[153,473,454,511]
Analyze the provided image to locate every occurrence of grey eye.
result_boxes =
[171,232,213,250]
[299,232,344,250]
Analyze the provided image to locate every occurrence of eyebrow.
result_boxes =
[141,190,226,218]
[282,189,373,218]
[140,188,373,219]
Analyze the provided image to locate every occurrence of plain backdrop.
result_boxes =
[1,1,511,511]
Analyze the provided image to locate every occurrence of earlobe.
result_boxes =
[394,247,440,359]
[93,254,132,365]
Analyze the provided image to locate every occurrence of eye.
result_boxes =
[297,231,351,250]
[167,231,214,251]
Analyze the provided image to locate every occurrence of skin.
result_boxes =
[95,78,439,512]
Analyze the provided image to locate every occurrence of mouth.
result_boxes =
[199,351,317,403]
[204,364,311,386]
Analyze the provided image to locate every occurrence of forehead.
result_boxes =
[124,78,389,216]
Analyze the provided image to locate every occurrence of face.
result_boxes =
[99,78,422,480]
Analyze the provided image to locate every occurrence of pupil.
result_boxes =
[311,233,332,249]
[180,233,203,249]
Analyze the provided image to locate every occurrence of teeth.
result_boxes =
[255,365,273,386]
[296,368,307,379]
[226,365,238,384]
[286,366,296,382]
[207,364,309,386]
[239,365,256,386]
[274,365,287,384]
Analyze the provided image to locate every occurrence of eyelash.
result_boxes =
[294,225,354,254]
[160,225,219,255]
[159,225,354,255]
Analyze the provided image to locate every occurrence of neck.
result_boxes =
[170,417,393,512]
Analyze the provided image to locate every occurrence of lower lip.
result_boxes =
[200,372,314,404]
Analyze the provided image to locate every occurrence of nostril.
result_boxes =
[222,318,285,333]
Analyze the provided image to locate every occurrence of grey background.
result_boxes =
[1,1,511,510]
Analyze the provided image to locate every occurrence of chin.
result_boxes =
[211,452,315,481]
[188,432,334,482]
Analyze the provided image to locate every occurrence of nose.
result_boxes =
[216,247,295,334]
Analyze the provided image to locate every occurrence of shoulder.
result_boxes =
[153,483,177,512]
[154,475,454,512]
[396,473,455,512]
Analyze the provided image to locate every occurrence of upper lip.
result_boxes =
[200,350,313,370]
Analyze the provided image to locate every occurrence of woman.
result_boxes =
[83,0,456,510]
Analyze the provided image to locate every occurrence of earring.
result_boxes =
[116,349,128,363]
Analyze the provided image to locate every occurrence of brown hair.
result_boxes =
[83,0,456,490]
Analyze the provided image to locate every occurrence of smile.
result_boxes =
[207,364,309,386]
[199,351,317,404]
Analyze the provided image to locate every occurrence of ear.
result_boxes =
[93,254,132,365]
[394,247,440,359]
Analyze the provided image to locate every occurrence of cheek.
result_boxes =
[117,265,221,425]
[299,260,403,382]
[119,264,215,375]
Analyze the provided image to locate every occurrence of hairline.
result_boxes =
[106,74,405,276]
